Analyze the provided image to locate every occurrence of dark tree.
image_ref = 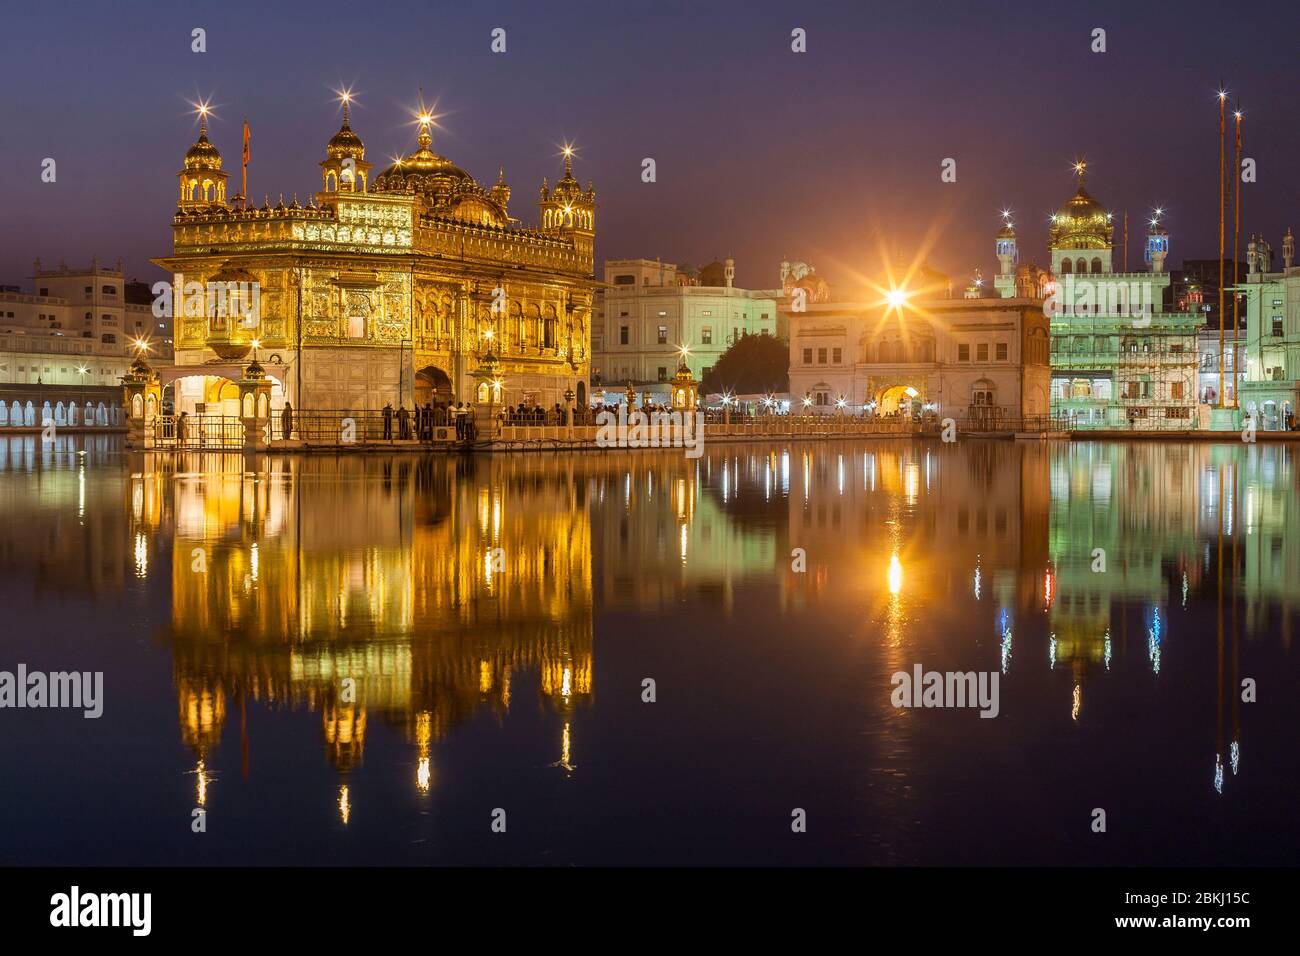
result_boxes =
[699,333,789,394]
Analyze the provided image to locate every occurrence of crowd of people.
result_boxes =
[382,402,477,441]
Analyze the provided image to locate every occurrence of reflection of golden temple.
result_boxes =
[156,454,596,814]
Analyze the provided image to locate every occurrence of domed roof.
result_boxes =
[1050,172,1112,250]
[997,222,1016,239]
[372,125,475,196]
[183,131,222,170]
[326,120,365,158]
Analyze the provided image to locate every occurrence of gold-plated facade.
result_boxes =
[155,110,596,414]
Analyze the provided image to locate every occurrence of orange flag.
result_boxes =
[241,119,250,201]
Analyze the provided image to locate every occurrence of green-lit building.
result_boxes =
[995,166,1200,428]
[1236,229,1299,430]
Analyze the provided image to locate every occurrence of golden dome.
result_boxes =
[1050,178,1112,250]
[326,120,364,159]
[372,125,475,195]
[183,131,223,170]
[997,222,1016,239]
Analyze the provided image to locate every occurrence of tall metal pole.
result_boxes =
[1218,90,1226,408]
[1233,104,1242,408]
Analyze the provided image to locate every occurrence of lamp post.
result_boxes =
[563,386,575,437]
[77,366,87,427]
[1218,87,1227,410]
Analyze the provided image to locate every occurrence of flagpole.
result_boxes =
[242,117,249,208]
[1218,89,1226,409]
[1233,102,1242,408]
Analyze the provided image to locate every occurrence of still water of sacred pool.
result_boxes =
[0,435,1296,866]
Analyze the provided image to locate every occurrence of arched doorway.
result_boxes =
[577,381,587,409]
[878,384,921,418]
[415,365,454,406]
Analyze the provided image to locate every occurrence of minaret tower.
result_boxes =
[996,212,1018,275]
[319,91,371,194]
[1283,228,1295,269]
[490,166,512,218]
[177,103,228,212]
[1145,209,1169,273]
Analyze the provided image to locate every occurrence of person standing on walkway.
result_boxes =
[281,401,294,441]
[398,404,410,439]
[383,402,393,440]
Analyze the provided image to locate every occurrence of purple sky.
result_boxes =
[2,0,1297,292]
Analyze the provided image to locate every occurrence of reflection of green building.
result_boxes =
[1047,443,1202,693]
[1237,446,1299,641]
[1236,230,1299,430]
[995,167,1199,428]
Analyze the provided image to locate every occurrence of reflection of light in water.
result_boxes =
[78,463,85,519]
[903,463,919,504]
[1230,740,1240,776]
[1213,756,1223,795]
[1000,628,1012,675]
[1147,609,1162,674]
[550,720,576,773]
[479,660,493,693]
[1103,628,1112,671]
[194,759,209,806]
[721,462,730,503]
[679,522,688,564]
[1048,634,1056,670]
[1245,485,1254,535]
[887,554,903,595]
[1043,567,1054,608]
[416,711,432,793]
[837,455,844,496]
[973,559,981,600]
[133,533,148,578]
[250,542,259,582]
[1071,684,1081,721]
[864,453,876,492]
[561,665,572,700]
[1181,571,1188,608]
[781,451,790,495]
[338,784,351,824]
[624,473,631,506]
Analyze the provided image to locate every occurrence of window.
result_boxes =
[996,342,1008,361]
[977,343,989,361]
[832,347,842,364]
[657,310,667,317]
[701,310,712,317]
[84,286,92,294]
[102,285,116,295]
[657,325,668,344]
[657,367,668,382]
[620,326,629,345]
[614,274,635,285]
[1273,315,1284,336]
[958,344,970,361]
[101,333,116,344]
[1171,381,1184,400]
[701,327,713,344]
[802,348,813,364]
[817,348,827,364]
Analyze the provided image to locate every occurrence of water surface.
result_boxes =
[0,435,1295,865]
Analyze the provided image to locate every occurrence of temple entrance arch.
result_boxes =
[877,383,922,417]
[415,365,454,405]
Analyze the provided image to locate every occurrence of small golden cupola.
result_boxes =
[177,106,228,212]
[320,91,371,193]
[539,145,594,234]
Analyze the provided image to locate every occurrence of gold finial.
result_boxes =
[497,165,505,185]
[193,98,213,136]
[1072,158,1087,184]
[562,143,574,176]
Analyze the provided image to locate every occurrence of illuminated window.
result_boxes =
[347,315,366,338]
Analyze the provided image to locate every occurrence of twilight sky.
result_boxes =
[1,0,1298,292]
